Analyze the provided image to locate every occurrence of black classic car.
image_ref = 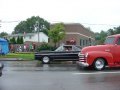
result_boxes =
[0,62,4,76]
[35,45,81,64]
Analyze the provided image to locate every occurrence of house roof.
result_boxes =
[64,23,94,37]
[5,32,48,37]
[51,23,94,38]
[6,33,35,37]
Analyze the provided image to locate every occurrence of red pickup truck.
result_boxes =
[78,34,120,70]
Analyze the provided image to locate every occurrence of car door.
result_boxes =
[52,45,72,60]
[113,37,120,64]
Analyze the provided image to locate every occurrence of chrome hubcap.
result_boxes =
[43,57,49,63]
[95,59,104,70]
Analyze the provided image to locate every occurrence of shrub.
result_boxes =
[37,43,55,51]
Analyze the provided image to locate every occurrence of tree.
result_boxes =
[17,36,20,44]
[95,26,120,45]
[0,32,8,38]
[10,37,16,44]
[95,31,107,45]
[114,26,120,34]
[48,23,65,47]
[16,36,23,44]
[107,29,114,35]
[20,37,23,44]
[13,16,50,35]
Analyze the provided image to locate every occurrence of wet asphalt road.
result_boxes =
[1,61,120,90]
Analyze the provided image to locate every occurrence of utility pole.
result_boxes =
[35,21,40,43]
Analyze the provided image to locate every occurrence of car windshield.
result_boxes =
[55,46,71,51]
[55,45,80,51]
[55,46,64,51]
[104,37,115,44]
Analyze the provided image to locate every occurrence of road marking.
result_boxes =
[73,71,120,75]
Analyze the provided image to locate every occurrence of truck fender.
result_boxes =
[87,51,113,66]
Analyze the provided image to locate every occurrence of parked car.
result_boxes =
[78,34,120,70]
[35,45,81,64]
[0,62,4,76]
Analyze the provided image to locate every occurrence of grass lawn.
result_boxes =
[0,53,34,60]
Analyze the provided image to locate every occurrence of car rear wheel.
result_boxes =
[42,56,50,64]
[93,58,105,71]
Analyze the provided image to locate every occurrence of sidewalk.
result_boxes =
[0,58,31,61]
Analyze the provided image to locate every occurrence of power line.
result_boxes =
[82,23,119,26]
[1,20,21,23]
[0,20,119,26]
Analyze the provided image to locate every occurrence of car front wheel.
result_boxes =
[93,58,105,71]
[42,56,50,64]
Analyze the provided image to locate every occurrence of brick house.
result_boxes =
[50,23,95,48]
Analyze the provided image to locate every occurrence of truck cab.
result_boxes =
[78,34,120,70]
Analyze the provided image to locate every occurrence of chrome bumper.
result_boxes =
[78,62,89,67]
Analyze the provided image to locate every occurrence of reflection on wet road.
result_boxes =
[2,61,120,72]
[2,61,78,71]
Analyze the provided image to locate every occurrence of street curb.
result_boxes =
[0,58,33,61]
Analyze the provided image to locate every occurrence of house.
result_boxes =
[50,23,95,48]
[5,23,95,49]
[5,32,49,43]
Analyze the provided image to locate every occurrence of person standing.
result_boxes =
[24,44,26,52]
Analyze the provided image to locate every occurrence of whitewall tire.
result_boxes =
[42,56,50,64]
[94,58,105,71]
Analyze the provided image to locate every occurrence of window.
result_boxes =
[86,40,88,46]
[80,39,82,46]
[104,37,115,44]
[89,38,91,46]
[117,38,120,45]
[83,40,85,46]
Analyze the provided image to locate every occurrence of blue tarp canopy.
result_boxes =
[0,38,9,55]
[0,38,7,42]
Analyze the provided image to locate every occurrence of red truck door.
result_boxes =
[113,37,120,65]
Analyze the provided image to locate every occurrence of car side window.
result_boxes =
[117,38,120,45]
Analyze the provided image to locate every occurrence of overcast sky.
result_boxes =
[0,0,120,34]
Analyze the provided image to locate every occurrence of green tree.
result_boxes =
[107,29,115,35]
[48,23,65,47]
[17,36,20,44]
[37,42,55,51]
[20,36,23,44]
[0,32,8,38]
[95,26,120,45]
[114,26,120,34]
[13,16,50,35]
[95,31,107,45]
[10,37,16,44]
